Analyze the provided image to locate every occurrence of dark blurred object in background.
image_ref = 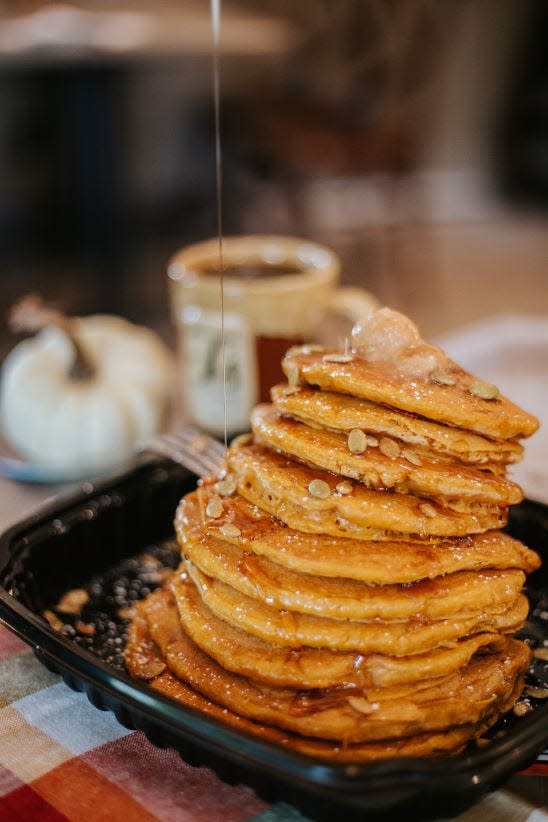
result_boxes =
[0,0,546,361]
[0,0,298,345]
[498,1,548,206]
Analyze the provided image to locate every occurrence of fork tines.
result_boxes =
[147,428,226,478]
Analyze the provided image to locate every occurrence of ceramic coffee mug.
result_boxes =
[168,235,377,435]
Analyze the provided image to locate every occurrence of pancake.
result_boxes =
[126,598,512,761]
[180,527,525,622]
[272,385,524,466]
[281,349,538,441]
[252,405,522,505]
[125,304,539,763]
[185,562,528,655]
[228,441,507,539]
[138,587,530,744]
[172,572,507,690]
[150,670,510,762]
[176,489,540,584]
[125,600,168,681]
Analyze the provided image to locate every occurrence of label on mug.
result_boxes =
[182,306,258,435]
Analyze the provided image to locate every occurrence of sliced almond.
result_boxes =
[366,436,379,447]
[322,354,354,363]
[43,609,64,632]
[137,659,166,680]
[56,588,89,615]
[525,687,548,699]
[379,437,400,458]
[206,498,224,519]
[419,502,437,518]
[348,697,375,715]
[117,606,137,620]
[336,481,353,495]
[513,700,533,716]
[75,620,96,637]
[287,364,300,389]
[402,449,422,466]
[308,479,331,499]
[220,523,241,538]
[533,648,548,661]
[214,477,237,497]
[470,379,500,400]
[431,371,456,386]
[347,429,367,454]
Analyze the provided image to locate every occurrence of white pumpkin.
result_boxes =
[1,310,174,476]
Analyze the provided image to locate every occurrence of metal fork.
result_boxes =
[146,427,226,478]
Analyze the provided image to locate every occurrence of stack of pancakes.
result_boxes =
[126,316,541,762]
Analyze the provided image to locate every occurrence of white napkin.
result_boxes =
[437,315,548,504]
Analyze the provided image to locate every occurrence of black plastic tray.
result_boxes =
[1,454,548,821]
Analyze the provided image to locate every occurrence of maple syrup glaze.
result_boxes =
[176,488,540,585]
[289,686,362,717]
[127,586,531,748]
[250,405,522,505]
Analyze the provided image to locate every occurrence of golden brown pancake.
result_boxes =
[282,349,538,440]
[185,562,528,655]
[172,573,507,690]
[272,384,524,466]
[150,670,511,761]
[228,441,507,539]
[125,308,540,762]
[126,599,513,761]
[252,405,522,505]
[136,587,530,745]
[176,489,539,584]
[180,528,525,622]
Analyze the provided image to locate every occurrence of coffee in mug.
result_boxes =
[168,235,376,436]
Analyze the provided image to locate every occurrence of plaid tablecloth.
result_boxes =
[0,624,274,822]
[1,620,547,822]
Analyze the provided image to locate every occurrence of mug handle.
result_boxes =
[329,286,379,325]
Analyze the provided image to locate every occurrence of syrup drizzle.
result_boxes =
[211,0,228,451]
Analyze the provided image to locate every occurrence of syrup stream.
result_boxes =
[211,0,228,451]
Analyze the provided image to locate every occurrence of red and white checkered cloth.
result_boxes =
[1,622,547,821]
[0,623,275,822]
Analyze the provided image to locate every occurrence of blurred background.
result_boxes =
[0,0,547,352]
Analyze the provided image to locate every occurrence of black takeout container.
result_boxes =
[1,454,548,821]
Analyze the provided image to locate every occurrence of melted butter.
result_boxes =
[350,307,447,377]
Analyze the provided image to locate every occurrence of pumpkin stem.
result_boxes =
[9,294,95,380]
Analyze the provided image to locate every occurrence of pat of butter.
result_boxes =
[351,307,447,378]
